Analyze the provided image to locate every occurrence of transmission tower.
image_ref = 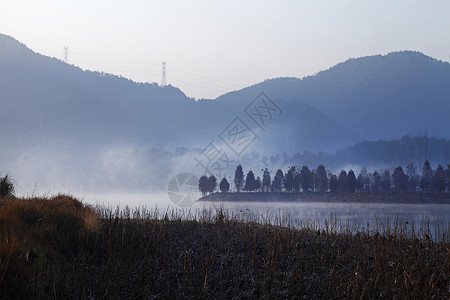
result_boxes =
[63,46,69,63]
[161,61,167,86]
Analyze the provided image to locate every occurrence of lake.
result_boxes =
[81,193,449,241]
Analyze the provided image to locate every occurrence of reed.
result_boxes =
[0,195,448,299]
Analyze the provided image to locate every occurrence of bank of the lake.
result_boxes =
[1,195,449,299]
[199,192,450,204]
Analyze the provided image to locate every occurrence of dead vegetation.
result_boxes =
[0,195,448,299]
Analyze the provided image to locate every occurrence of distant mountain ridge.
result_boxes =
[216,51,450,140]
[1,33,449,154]
[1,33,450,192]
[0,33,360,154]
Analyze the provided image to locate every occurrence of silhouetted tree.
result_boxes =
[346,170,357,193]
[329,174,339,193]
[219,177,230,192]
[420,160,433,192]
[380,170,391,193]
[271,169,284,192]
[405,163,419,192]
[300,166,313,192]
[371,171,381,193]
[244,170,257,192]
[316,165,328,192]
[313,172,319,192]
[356,173,364,193]
[262,168,271,192]
[293,173,301,192]
[198,175,208,197]
[338,170,347,192]
[255,176,262,191]
[207,175,217,194]
[357,167,370,193]
[392,166,408,192]
[234,165,244,192]
[405,163,417,179]
[432,164,446,193]
[284,166,296,192]
[446,165,450,192]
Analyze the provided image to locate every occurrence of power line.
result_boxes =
[70,54,160,74]
[70,49,160,68]
[169,75,229,94]
[168,71,233,91]
[71,49,240,88]
[170,66,242,88]
[64,48,244,95]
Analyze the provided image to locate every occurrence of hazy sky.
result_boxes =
[1,0,450,99]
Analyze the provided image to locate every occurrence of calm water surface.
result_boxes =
[82,193,449,239]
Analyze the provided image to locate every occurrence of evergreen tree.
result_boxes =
[420,160,433,192]
[284,166,296,192]
[356,173,364,193]
[300,166,313,192]
[380,169,391,193]
[313,171,320,192]
[198,175,208,197]
[244,170,257,192]
[405,163,418,192]
[405,163,417,179]
[432,164,446,193]
[357,167,370,193]
[255,177,262,191]
[338,170,347,192]
[234,165,244,192]
[371,171,381,193]
[219,177,230,192]
[446,165,450,192]
[293,173,301,192]
[346,170,357,193]
[392,166,408,192]
[271,169,284,192]
[262,168,271,192]
[316,165,328,192]
[207,175,217,194]
[329,174,339,193]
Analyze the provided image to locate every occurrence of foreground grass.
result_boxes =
[0,196,448,299]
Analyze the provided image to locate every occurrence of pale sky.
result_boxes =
[1,0,450,99]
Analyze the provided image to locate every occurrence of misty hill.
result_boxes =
[286,136,450,172]
[0,33,359,155]
[1,33,449,192]
[0,34,209,150]
[216,51,450,140]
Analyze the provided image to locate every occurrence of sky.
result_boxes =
[1,0,450,99]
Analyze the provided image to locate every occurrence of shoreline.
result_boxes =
[199,192,450,205]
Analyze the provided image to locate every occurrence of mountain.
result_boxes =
[0,33,359,155]
[1,33,449,192]
[216,51,450,140]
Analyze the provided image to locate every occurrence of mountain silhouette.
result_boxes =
[0,33,361,154]
[1,33,449,192]
[216,51,450,140]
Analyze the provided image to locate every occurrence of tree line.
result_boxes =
[198,161,450,196]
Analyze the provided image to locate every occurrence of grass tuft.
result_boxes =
[0,174,14,198]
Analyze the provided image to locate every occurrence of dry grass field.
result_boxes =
[0,195,448,299]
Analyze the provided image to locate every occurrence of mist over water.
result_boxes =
[80,193,175,211]
[79,193,449,239]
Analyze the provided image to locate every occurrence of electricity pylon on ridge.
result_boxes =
[161,61,167,86]
[63,46,69,63]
